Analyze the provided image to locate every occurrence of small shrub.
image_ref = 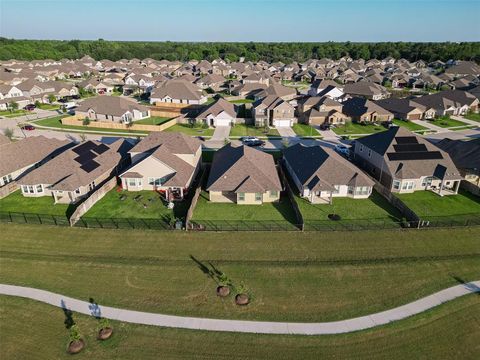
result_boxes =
[82,117,90,126]
[69,325,82,342]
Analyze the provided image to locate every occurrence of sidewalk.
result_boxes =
[1,281,478,335]
[450,115,480,127]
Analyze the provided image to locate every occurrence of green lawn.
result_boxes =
[397,190,480,218]
[192,191,297,223]
[0,109,28,118]
[332,122,385,135]
[428,116,468,128]
[464,112,480,122]
[292,123,320,137]
[229,98,255,104]
[82,189,185,221]
[163,123,214,136]
[134,116,173,125]
[2,295,479,359]
[35,116,148,135]
[0,224,479,325]
[295,190,402,226]
[36,103,61,111]
[0,190,71,216]
[230,124,280,137]
[392,119,428,132]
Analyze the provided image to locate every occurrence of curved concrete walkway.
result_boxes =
[1,282,478,335]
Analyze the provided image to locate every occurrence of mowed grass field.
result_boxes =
[1,294,479,360]
[0,224,478,324]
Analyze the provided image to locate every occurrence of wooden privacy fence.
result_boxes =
[185,166,208,229]
[278,162,304,230]
[61,115,178,132]
[69,177,118,226]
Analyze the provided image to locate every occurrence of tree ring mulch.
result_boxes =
[235,294,250,306]
[328,214,341,221]
[216,286,230,297]
[98,327,113,340]
[67,339,85,354]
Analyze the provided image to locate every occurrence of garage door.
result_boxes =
[274,119,292,127]
[409,113,421,120]
[215,118,231,126]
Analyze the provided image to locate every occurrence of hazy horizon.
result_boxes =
[1,0,479,42]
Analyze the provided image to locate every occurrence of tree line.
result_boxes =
[1,38,479,63]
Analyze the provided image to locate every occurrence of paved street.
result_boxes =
[0,281,478,335]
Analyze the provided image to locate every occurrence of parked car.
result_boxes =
[320,123,331,130]
[243,137,265,147]
[20,124,35,131]
[24,104,36,111]
[382,120,394,129]
[334,144,350,156]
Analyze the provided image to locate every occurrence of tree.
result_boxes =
[47,94,56,104]
[82,117,90,126]
[3,127,14,140]
[8,101,18,113]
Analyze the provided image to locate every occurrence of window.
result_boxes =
[28,185,34,194]
[22,185,28,193]
[356,186,370,195]
[255,193,262,201]
[393,180,400,190]
[348,186,354,194]
[128,178,137,187]
[333,185,340,194]
[75,188,81,194]
[36,184,43,193]
[270,190,278,198]
[238,193,245,201]
[148,177,162,186]
[402,181,415,190]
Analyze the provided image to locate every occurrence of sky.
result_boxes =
[1,0,479,42]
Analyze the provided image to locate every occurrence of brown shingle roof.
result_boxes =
[129,131,201,155]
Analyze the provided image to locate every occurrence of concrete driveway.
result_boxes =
[211,125,231,141]
[276,126,296,138]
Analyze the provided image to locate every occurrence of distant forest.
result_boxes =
[1,38,479,63]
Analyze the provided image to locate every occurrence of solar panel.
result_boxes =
[395,136,418,144]
[74,150,97,164]
[387,151,443,161]
[80,160,100,173]
[94,143,109,154]
[72,141,97,155]
[393,144,428,152]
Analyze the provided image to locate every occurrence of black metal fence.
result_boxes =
[75,217,173,230]
[415,214,480,228]
[188,220,301,232]
[304,218,404,231]
[0,211,70,226]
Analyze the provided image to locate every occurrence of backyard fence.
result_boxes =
[74,217,172,230]
[0,211,70,226]
[187,220,301,232]
[278,163,304,231]
[61,115,179,132]
[0,182,17,200]
[185,167,208,229]
[69,177,118,226]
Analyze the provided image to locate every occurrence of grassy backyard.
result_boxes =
[229,124,280,137]
[392,119,429,132]
[0,109,28,118]
[34,116,148,135]
[134,116,173,125]
[397,190,480,218]
[228,98,255,104]
[332,122,385,135]
[427,116,468,128]
[0,190,72,217]
[292,123,320,137]
[0,224,478,325]
[2,294,478,359]
[295,190,402,225]
[163,123,214,136]
[191,191,297,224]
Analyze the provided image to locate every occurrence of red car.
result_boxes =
[21,124,35,131]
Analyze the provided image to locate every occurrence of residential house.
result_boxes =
[254,82,297,101]
[342,97,393,123]
[79,78,114,95]
[434,138,480,194]
[252,95,296,127]
[0,136,71,188]
[17,139,132,204]
[284,143,374,204]
[298,96,348,126]
[375,98,431,120]
[120,132,202,201]
[354,127,462,196]
[308,79,343,97]
[75,96,150,124]
[344,81,390,100]
[150,80,207,105]
[206,144,282,204]
[411,90,479,117]
[196,74,226,91]
[196,98,237,127]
